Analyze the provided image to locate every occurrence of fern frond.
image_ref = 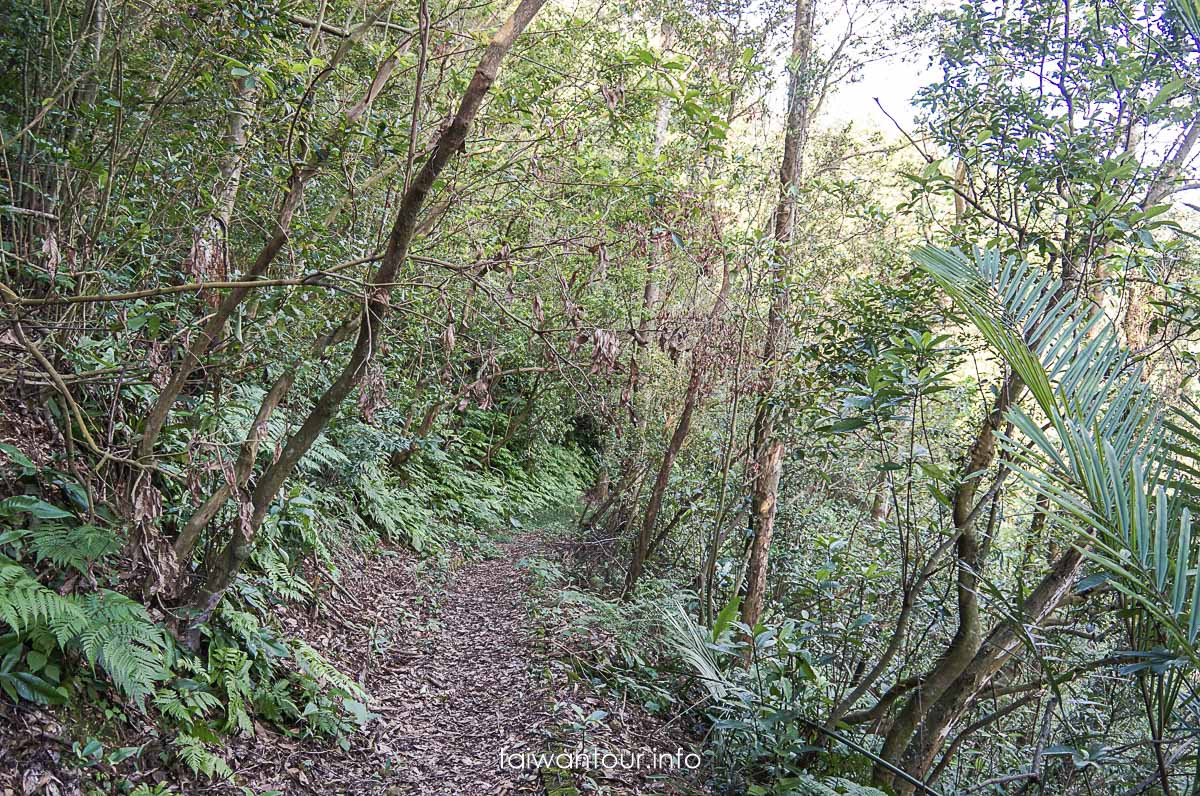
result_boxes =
[73,590,168,704]
[171,733,232,780]
[0,556,88,644]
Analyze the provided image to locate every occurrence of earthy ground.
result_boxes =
[0,534,699,795]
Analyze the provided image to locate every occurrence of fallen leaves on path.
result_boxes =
[1,533,700,795]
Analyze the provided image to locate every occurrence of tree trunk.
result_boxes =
[137,166,313,460]
[875,371,1025,788]
[625,364,701,593]
[741,439,783,634]
[171,317,359,566]
[739,0,815,632]
[889,547,1086,794]
[185,78,257,289]
[186,0,550,626]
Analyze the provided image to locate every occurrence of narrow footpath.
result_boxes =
[1,535,697,795]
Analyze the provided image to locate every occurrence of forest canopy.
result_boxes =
[3,0,1200,793]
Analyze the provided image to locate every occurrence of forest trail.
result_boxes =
[219,536,553,795]
[219,530,700,795]
[377,538,552,794]
[2,532,694,796]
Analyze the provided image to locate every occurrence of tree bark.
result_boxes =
[739,0,815,632]
[171,317,359,565]
[741,439,783,633]
[625,364,701,593]
[185,77,257,289]
[889,547,1086,794]
[875,371,1025,788]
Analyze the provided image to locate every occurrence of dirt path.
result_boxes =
[380,543,551,793]
[219,538,554,794]
[2,535,696,795]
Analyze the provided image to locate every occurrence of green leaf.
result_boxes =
[341,698,377,727]
[0,496,74,520]
[1149,79,1188,114]
[0,444,35,475]
[712,595,741,641]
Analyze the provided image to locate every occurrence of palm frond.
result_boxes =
[913,246,1200,664]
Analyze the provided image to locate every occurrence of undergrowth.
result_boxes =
[521,544,888,796]
[0,403,591,792]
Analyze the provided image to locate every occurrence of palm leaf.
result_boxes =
[912,246,1200,665]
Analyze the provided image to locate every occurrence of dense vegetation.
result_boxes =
[3,0,1200,793]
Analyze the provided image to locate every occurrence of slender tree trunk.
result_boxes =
[390,401,445,470]
[741,439,783,632]
[875,371,1025,788]
[186,78,257,287]
[625,363,701,593]
[186,0,549,626]
[889,547,1086,794]
[739,0,815,632]
[136,11,389,461]
[137,166,313,460]
[171,317,359,565]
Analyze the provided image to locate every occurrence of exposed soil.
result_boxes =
[0,534,698,795]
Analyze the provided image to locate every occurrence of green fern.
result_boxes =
[292,639,366,701]
[0,524,120,574]
[0,556,166,704]
[153,681,223,725]
[786,776,887,796]
[74,590,168,704]
[0,555,88,644]
[171,732,232,780]
[207,644,254,734]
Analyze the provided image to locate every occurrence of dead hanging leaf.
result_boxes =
[589,329,620,374]
[562,299,583,329]
[457,378,493,411]
[532,295,545,328]
[589,241,609,281]
[132,476,163,526]
[620,379,635,423]
[658,325,686,364]
[41,235,61,282]
[599,84,624,111]
[440,323,456,354]
[567,331,585,356]
[128,468,181,596]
